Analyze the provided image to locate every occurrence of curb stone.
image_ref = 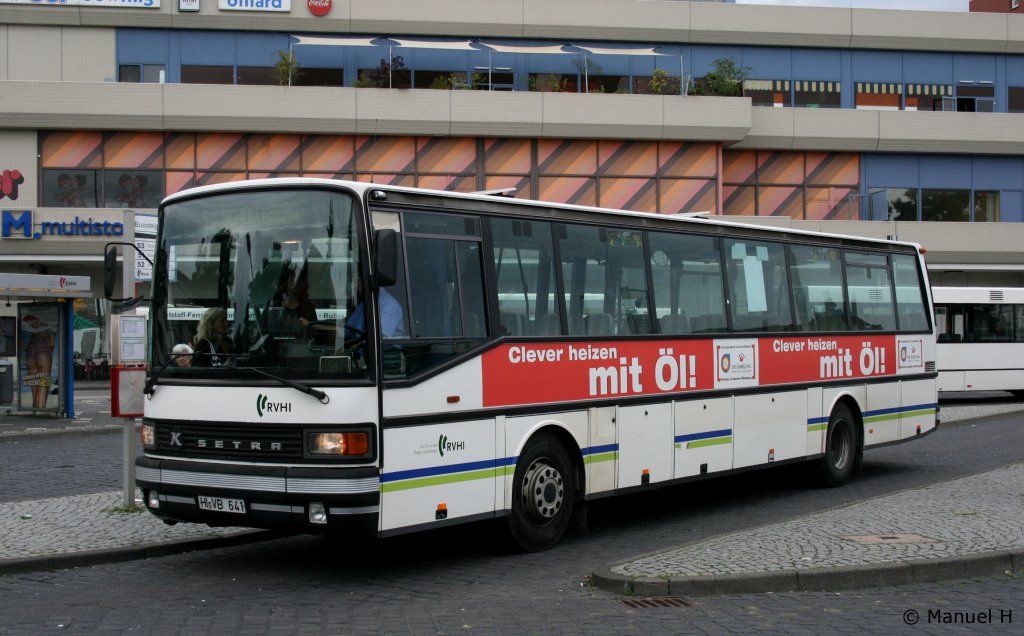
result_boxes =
[0,529,279,577]
[591,549,1023,596]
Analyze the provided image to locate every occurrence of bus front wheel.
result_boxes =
[818,403,858,487]
[508,433,576,552]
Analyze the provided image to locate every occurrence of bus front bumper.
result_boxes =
[135,456,380,534]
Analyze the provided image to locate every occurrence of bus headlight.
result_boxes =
[141,423,156,449]
[308,432,369,456]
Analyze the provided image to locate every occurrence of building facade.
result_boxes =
[3,0,1024,375]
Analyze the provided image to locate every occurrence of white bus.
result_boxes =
[125,179,937,551]
[933,286,1024,397]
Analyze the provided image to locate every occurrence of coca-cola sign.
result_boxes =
[307,0,330,16]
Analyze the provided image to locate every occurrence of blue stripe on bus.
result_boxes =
[582,443,618,455]
[863,403,937,418]
[807,402,938,425]
[381,456,516,483]
[674,429,732,443]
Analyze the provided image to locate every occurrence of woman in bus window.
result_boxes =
[192,307,232,366]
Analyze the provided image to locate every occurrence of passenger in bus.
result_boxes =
[191,307,232,366]
[171,343,193,368]
[272,263,317,336]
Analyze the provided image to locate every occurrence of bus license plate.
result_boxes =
[197,495,246,514]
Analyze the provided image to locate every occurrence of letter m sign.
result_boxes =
[1,210,32,239]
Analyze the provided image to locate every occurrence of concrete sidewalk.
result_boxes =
[2,392,1024,591]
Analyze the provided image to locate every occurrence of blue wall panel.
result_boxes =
[903,52,952,84]
[792,48,841,80]
[740,46,790,78]
[864,155,919,187]
[920,156,972,189]
[953,54,996,83]
[851,50,902,83]
[237,33,290,66]
[179,31,235,65]
[973,157,1024,190]
[117,29,170,65]
[1000,191,1023,222]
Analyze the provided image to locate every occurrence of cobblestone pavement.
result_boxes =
[605,462,1024,584]
[1,391,1023,592]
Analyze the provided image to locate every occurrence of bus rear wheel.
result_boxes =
[507,433,576,552]
[818,403,858,487]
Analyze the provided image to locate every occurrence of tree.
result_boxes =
[273,50,300,86]
[649,68,682,95]
[359,55,411,89]
[428,72,470,90]
[690,56,750,97]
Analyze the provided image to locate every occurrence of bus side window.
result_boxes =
[491,218,562,336]
[557,224,649,336]
[648,231,726,334]
[724,239,793,332]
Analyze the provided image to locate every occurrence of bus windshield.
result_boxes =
[150,186,368,381]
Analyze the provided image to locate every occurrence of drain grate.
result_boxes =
[841,533,935,545]
[621,597,694,609]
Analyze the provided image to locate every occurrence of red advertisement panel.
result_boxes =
[759,335,895,385]
[482,340,714,407]
[481,334,899,408]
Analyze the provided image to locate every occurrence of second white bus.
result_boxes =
[934,286,1024,396]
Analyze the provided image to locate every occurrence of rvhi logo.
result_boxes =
[437,434,465,457]
[256,394,292,417]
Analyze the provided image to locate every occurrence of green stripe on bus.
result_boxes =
[584,451,618,465]
[381,466,514,493]
[686,437,731,449]
[807,423,827,432]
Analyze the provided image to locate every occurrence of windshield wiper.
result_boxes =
[236,366,329,404]
[143,354,327,403]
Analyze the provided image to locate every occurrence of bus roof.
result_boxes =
[162,177,923,253]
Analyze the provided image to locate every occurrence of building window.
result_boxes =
[236,66,278,86]
[1009,87,1024,112]
[956,84,995,112]
[855,82,902,110]
[974,191,1000,222]
[102,170,164,208]
[743,80,791,107]
[920,189,969,222]
[793,80,840,108]
[181,65,234,85]
[472,69,514,91]
[42,170,99,208]
[356,65,411,89]
[414,70,468,90]
[904,84,952,111]
[119,64,165,83]
[528,73,578,93]
[294,68,343,87]
[585,75,630,94]
[867,188,917,221]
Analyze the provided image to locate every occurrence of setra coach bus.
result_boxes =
[123,178,937,551]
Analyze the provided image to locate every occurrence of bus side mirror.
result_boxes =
[104,244,118,299]
[104,241,153,305]
[374,229,398,288]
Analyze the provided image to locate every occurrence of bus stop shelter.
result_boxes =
[0,273,92,418]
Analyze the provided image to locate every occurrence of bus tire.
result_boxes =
[507,433,576,552]
[818,403,858,487]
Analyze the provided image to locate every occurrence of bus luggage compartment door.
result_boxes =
[616,403,672,489]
